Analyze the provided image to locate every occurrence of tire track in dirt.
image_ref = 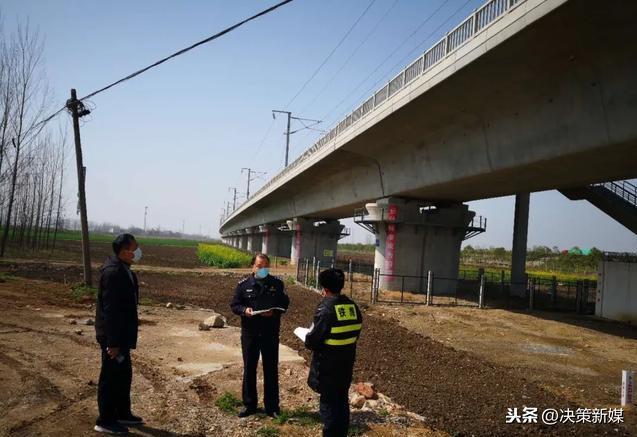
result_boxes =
[0,348,96,435]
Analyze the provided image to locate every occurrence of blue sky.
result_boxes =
[2,0,636,251]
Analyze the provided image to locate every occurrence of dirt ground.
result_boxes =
[0,275,434,437]
[0,244,635,436]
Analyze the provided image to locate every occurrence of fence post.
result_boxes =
[426,270,433,306]
[582,279,589,314]
[370,268,375,303]
[348,259,353,282]
[370,269,378,304]
[296,260,301,282]
[529,278,535,310]
[550,275,557,305]
[304,259,310,286]
[500,270,505,295]
[575,281,582,313]
[479,274,485,309]
[315,261,321,291]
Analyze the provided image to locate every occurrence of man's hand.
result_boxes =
[244,307,254,317]
[106,346,120,359]
[260,310,274,317]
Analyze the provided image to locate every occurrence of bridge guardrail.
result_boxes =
[225,0,528,225]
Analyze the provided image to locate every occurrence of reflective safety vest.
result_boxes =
[324,302,362,347]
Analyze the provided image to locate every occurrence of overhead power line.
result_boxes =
[282,0,377,110]
[325,0,473,128]
[319,0,451,124]
[298,0,400,114]
[32,0,295,130]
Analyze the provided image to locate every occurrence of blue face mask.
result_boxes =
[255,267,269,279]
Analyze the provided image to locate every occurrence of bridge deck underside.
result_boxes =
[222,0,637,234]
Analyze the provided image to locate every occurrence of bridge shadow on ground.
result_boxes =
[508,308,637,340]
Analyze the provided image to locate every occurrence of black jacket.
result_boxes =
[305,294,362,394]
[95,256,139,349]
[230,274,289,336]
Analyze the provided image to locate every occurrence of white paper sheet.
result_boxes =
[251,307,287,315]
[294,327,310,342]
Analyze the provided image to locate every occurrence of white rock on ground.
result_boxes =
[200,313,227,329]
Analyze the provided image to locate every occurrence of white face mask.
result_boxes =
[132,247,143,263]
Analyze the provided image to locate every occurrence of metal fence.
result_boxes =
[225,0,528,221]
[371,269,596,314]
[295,258,596,314]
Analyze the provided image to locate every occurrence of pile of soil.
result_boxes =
[1,262,629,436]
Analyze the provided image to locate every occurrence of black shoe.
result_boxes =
[94,422,129,434]
[117,413,144,425]
[266,410,281,419]
[238,407,256,418]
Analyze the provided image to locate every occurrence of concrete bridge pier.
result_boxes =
[366,198,473,293]
[225,235,235,247]
[260,224,292,258]
[246,227,262,253]
[289,218,344,266]
[238,231,248,251]
[510,193,530,297]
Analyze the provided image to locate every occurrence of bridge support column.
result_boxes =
[238,231,248,251]
[510,193,530,297]
[260,224,292,258]
[367,198,473,293]
[246,227,262,253]
[289,218,344,266]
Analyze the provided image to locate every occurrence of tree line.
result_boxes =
[0,18,67,256]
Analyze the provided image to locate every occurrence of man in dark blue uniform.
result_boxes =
[230,253,289,418]
[305,268,363,437]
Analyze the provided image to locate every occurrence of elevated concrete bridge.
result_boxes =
[220,0,637,292]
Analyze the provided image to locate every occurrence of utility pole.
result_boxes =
[272,110,291,167]
[273,110,322,167]
[181,219,185,235]
[144,206,148,232]
[66,89,92,287]
[241,168,266,200]
[228,187,238,211]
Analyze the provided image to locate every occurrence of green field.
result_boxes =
[460,265,596,282]
[50,230,204,248]
[197,243,252,268]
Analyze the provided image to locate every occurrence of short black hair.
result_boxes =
[251,253,270,266]
[112,233,136,255]
[318,268,345,294]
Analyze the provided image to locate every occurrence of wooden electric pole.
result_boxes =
[66,89,92,287]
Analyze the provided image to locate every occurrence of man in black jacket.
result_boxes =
[305,268,362,437]
[230,253,289,418]
[94,233,143,435]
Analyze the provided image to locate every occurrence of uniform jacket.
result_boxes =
[95,256,139,349]
[305,294,362,394]
[230,274,289,336]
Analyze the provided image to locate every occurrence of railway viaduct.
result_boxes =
[219,0,637,293]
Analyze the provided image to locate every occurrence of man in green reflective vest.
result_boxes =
[304,268,363,437]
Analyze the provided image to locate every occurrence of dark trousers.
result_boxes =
[241,334,279,412]
[97,347,132,425]
[319,389,350,437]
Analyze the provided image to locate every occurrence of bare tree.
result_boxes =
[0,20,51,257]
